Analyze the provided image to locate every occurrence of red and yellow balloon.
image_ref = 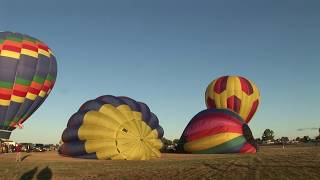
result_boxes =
[205,76,260,123]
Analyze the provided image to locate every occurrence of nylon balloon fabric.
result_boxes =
[178,109,257,154]
[0,32,57,139]
[205,75,260,124]
[59,95,164,160]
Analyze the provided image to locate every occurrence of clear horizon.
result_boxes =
[1,0,319,144]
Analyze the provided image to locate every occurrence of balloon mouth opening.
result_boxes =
[242,124,257,149]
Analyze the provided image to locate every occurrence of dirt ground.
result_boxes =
[0,146,319,180]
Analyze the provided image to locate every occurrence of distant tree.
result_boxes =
[280,137,289,144]
[161,137,173,146]
[255,138,262,145]
[295,137,301,142]
[172,139,179,147]
[262,129,275,141]
[302,136,311,143]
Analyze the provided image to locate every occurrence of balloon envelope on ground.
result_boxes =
[0,31,57,139]
[178,109,257,154]
[205,75,260,124]
[59,95,164,160]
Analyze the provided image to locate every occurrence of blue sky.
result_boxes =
[1,0,319,144]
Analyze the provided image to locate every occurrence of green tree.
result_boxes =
[280,137,289,144]
[302,136,310,143]
[262,129,274,141]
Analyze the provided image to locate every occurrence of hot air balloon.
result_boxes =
[0,32,57,139]
[205,75,260,123]
[59,95,164,160]
[178,109,257,154]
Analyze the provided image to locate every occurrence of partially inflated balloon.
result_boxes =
[178,109,257,154]
[0,32,57,139]
[205,75,260,123]
[60,95,164,160]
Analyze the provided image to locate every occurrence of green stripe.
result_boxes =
[6,36,22,42]
[0,81,13,89]
[33,75,45,83]
[23,36,38,43]
[193,136,246,154]
[0,39,4,44]
[46,74,55,81]
[15,77,31,86]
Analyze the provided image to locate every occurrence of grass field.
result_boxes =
[0,146,319,180]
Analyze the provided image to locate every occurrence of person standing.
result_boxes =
[15,144,22,162]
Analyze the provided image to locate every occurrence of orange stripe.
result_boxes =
[44,80,51,86]
[30,81,43,89]
[13,84,29,92]
[3,40,22,47]
[0,88,12,94]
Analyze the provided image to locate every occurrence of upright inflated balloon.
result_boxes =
[205,75,260,123]
[178,109,257,154]
[60,95,164,160]
[0,32,57,139]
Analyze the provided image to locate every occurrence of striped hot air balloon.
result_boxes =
[178,109,257,154]
[0,32,57,139]
[60,95,164,160]
[205,75,260,123]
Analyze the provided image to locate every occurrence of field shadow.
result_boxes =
[19,167,38,180]
[37,166,52,180]
[21,154,30,162]
[19,166,52,180]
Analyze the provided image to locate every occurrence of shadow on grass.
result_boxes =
[21,154,30,162]
[37,166,52,180]
[19,166,52,180]
[19,167,38,180]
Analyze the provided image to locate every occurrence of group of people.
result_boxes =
[0,142,22,162]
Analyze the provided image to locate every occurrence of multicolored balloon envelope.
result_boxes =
[178,109,257,154]
[59,95,164,160]
[205,75,260,123]
[0,32,57,139]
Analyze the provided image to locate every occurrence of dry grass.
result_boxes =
[0,146,319,180]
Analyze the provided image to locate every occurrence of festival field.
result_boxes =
[0,146,319,180]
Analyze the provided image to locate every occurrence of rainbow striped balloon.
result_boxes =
[0,32,57,139]
[60,95,164,160]
[178,109,257,154]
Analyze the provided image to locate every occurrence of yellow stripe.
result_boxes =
[38,49,50,57]
[21,49,38,58]
[0,99,10,106]
[11,95,25,103]
[26,92,37,100]
[39,90,46,97]
[0,50,20,59]
[184,132,242,152]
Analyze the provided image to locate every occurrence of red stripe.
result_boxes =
[0,93,11,100]
[187,125,242,141]
[227,95,241,113]
[214,76,228,94]
[246,100,259,123]
[42,85,49,92]
[29,87,40,95]
[239,143,256,153]
[2,45,21,53]
[38,44,49,51]
[239,77,254,95]
[13,90,27,97]
[22,44,38,52]
[184,112,243,141]
[206,98,216,109]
